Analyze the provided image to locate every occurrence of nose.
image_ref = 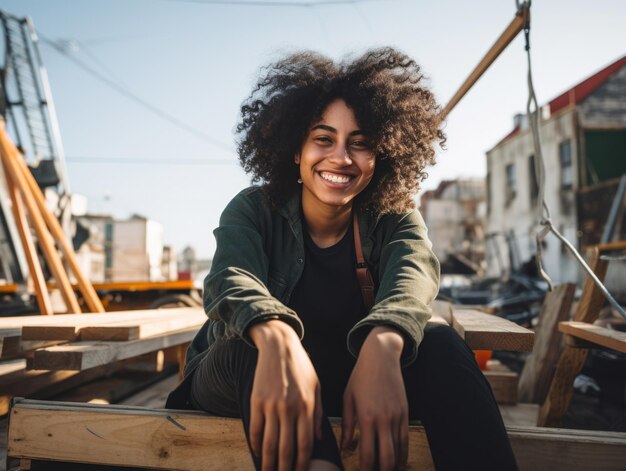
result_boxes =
[328,145,352,165]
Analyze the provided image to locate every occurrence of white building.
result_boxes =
[486,55,626,292]
[421,178,486,274]
[78,214,176,282]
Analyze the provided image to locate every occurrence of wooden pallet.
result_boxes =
[6,399,626,471]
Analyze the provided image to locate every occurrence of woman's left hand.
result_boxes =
[341,326,409,471]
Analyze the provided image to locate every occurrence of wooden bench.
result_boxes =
[560,321,626,354]
[6,399,626,471]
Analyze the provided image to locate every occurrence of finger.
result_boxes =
[314,385,323,441]
[341,394,356,450]
[249,405,265,457]
[296,412,314,471]
[262,413,279,471]
[278,412,295,471]
[398,418,409,471]
[377,420,395,471]
[359,418,376,471]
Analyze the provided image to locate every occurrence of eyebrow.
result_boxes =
[310,124,364,136]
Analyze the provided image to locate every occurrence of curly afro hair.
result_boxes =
[236,47,445,215]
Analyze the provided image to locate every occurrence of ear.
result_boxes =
[294,153,300,164]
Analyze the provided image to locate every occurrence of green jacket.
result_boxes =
[184,186,440,376]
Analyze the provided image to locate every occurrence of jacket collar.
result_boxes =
[277,189,380,239]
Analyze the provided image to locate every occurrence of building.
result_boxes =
[421,178,486,274]
[77,214,177,282]
[485,55,626,291]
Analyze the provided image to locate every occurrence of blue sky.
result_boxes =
[2,0,625,257]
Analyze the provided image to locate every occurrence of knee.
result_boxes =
[212,337,259,371]
[417,325,476,368]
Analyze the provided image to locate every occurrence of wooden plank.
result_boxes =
[31,327,198,371]
[539,249,609,427]
[0,307,202,329]
[79,310,206,341]
[451,309,534,351]
[560,321,626,354]
[8,399,626,471]
[13,145,104,313]
[1,338,67,359]
[519,284,576,404]
[0,124,81,314]
[1,156,53,316]
[484,360,519,405]
[13,308,204,341]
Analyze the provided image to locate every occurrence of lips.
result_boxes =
[319,171,354,184]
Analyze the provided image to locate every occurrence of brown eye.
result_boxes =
[315,135,332,144]
[351,139,370,149]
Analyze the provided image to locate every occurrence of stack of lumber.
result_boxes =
[0,308,205,415]
[6,399,626,471]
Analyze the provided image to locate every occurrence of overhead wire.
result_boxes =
[160,0,391,7]
[66,156,236,165]
[39,35,234,153]
[521,1,626,319]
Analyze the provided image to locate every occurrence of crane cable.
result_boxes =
[521,0,626,319]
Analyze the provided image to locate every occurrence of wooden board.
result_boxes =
[451,309,534,351]
[18,308,204,341]
[484,360,518,405]
[560,321,626,354]
[31,327,197,371]
[7,399,626,471]
[539,249,609,427]
[518,284,575,404]
[1,338,66,359]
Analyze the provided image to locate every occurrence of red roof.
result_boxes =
[492,55,626,149]
[549,55,626,115]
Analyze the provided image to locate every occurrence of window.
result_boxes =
[528,155,539,205]
[486,171,491,215]
[559,140,573,189]
[505,163,516,205]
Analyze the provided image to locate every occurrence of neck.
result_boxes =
[301,191,352,248]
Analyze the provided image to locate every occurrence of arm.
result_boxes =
[343,209,440,470]
[204,188,304,343]
[347,208,440,365]
[205,189,320,471]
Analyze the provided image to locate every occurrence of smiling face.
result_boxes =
[295,99,375,212]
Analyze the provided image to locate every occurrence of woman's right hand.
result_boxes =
[249,320,323,471]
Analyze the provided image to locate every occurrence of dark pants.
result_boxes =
[189,325,518,471]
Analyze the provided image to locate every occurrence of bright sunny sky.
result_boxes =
[2,0,625,258]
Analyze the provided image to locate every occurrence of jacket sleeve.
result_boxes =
[347,209,440,366]
[203,190,304,346]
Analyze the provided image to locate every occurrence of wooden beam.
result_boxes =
[20,308,205,341]
[539,248,610,427]
[560,321,626,354]
[451,309,534,351]
[31,327,198,371]
[0,123,81,314]
[484,360,518,405]
[518,284,575,404]
[13,149,105,313]
[8,399,626,471]
[0,156,52,315]
[440,5,529,119]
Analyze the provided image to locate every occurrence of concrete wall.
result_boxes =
[486,109,581,283]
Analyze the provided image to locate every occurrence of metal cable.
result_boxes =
[521,1,626,319]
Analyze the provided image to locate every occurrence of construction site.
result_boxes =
[0,1,625,470]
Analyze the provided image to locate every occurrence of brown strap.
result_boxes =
[353,212,376,310]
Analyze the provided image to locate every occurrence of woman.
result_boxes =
[167,48,518,471]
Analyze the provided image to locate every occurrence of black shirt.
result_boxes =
[288,221,366,415]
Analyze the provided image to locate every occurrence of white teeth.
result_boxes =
[320,172,351,183]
